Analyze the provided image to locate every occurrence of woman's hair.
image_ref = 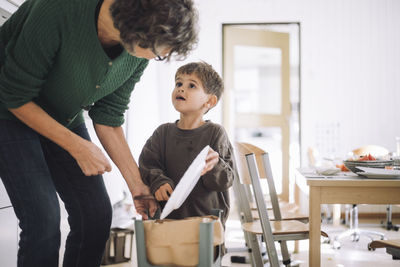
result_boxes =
[175,62,224,101]
[110,0,198,61]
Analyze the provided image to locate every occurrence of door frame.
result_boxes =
[222,22,302,202]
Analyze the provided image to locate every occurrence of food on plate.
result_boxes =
[357,154,376,161]
[336,164,350,172]
[352,145,389,158]
[337,154,377,172]
[346,153,377,162]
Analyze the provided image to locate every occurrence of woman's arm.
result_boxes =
[9,101,112,176]
[94,123,157,219]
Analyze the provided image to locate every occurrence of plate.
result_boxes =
[357,172,400,179]
[160,145,210,219]
[343,160,393,174]
[355,166,400,178]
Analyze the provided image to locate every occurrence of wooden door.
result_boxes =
[223,26,291,201]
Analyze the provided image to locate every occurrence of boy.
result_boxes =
[139,62,235,225]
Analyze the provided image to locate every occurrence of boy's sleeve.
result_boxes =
[201,126,236,191]
[138,126,175,195]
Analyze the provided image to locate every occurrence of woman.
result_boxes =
[0,0,198,266]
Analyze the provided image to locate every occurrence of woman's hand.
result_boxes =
[131,183,158,220]
[69,138,112,176]
[154,183,173,201]
[201,148,219,175]
[9,102,111,176]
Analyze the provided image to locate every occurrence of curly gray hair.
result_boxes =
[110,0,199,61]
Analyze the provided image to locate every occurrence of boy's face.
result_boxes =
[172,73,212,115]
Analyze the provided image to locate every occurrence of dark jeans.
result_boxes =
[0,120,112,267]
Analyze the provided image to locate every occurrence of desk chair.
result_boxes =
[332,204,385,249]
[369,239,400,259]
[381,205,400,231]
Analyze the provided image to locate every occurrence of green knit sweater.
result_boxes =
[0,0,149,129]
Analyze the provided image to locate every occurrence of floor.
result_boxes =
[98,215,400,267]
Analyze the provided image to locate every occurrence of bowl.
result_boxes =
[343,160,394,174]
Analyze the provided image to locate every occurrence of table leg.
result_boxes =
[333,204,341,226]
[309,186,321,267]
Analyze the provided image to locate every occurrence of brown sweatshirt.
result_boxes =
[139,121,235,224]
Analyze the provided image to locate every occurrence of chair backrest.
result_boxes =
[234,142,282,219]
[233,142,266,185]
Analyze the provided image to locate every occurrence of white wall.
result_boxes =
[121,0,400,215]
[126,0,400,164]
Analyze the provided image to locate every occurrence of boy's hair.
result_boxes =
[175,62,224,100]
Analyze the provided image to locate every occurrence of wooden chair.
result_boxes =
[235,142,308,223]
[234,142,328,266]
[231,141,306,263]
[369,239,400,260]
[231,162,266,266]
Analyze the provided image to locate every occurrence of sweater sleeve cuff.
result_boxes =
[0,97,33,109]
[150,177,175,195]
[89,108,125,127]
[201,158,233,191]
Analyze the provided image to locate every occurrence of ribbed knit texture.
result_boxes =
[138,121,235,224]
[0,0,149,129]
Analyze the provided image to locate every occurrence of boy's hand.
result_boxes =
[155,183,174,201]
[201,148,219,175]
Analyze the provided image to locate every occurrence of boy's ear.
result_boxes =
[206,95,218,109]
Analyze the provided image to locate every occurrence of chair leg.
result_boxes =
[198,222,215,267]
[134,220,157,267]
[246,154,280,267]
[279,240,292,267]
[294,240,299,253]
[247,232,265,267]
[382,205,400,231]
[358,229,386,240]
[231,175,265,267]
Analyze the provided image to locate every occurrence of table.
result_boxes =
[297,172,400,267]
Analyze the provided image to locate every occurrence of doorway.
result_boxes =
[222,23,301,202]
